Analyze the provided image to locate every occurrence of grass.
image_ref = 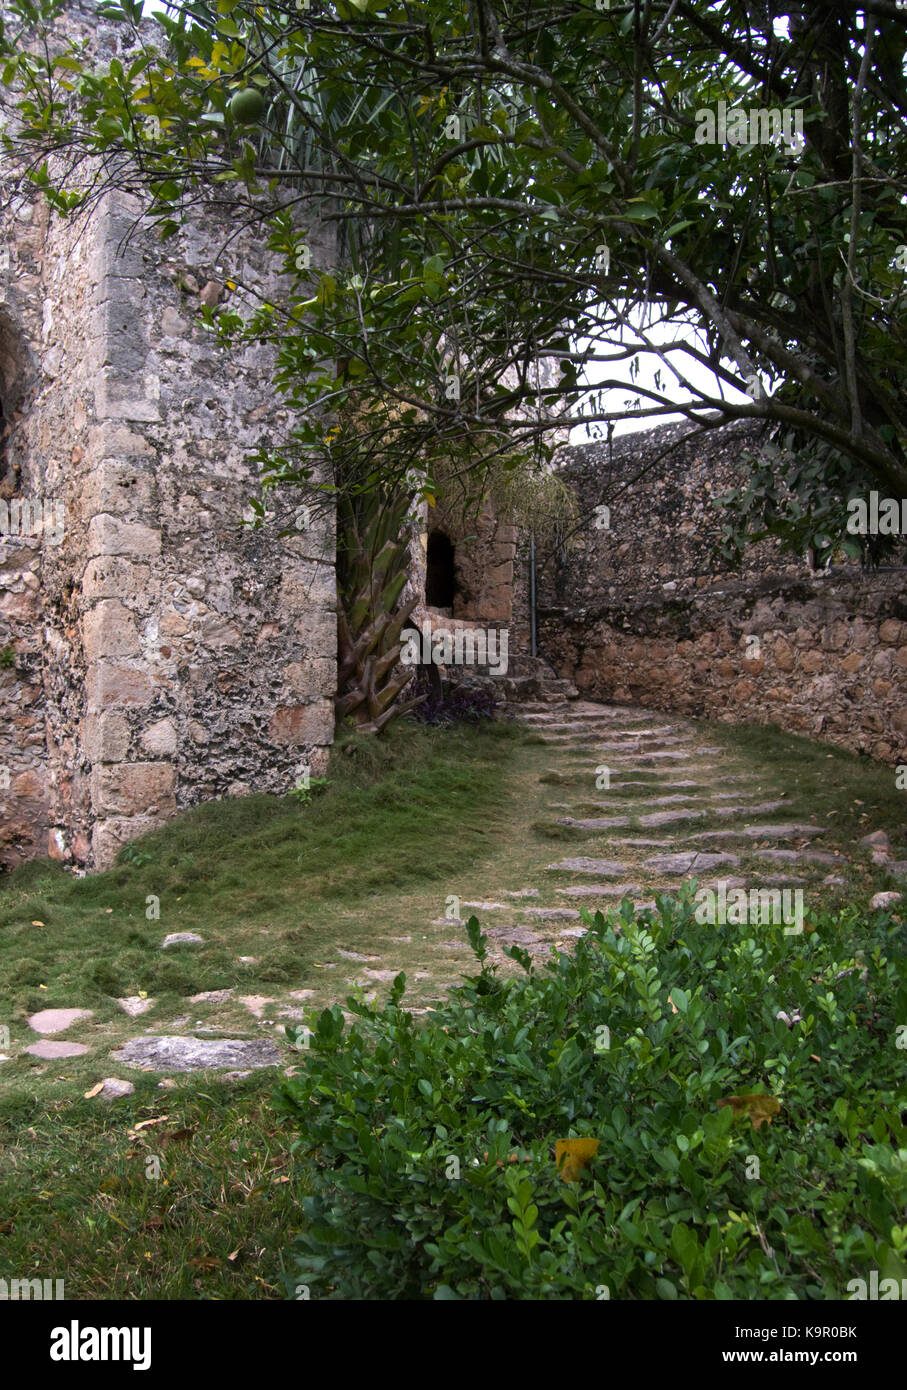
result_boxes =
[0,718,526,1299]
[0,1080,303,1300]
[0,707,903,1299]
[0,720,523,1021]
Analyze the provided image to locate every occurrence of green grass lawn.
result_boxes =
[0,710,903,1299]
[0,719,525,1300]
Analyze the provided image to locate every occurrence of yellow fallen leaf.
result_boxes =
[38,984,47,990]
[555,1138,600,1182]
[31,920,44,927]
[138,991,148,999]
[227,1248,240,1262]
[84,1082,105,1099]
[717,1094,781,1130]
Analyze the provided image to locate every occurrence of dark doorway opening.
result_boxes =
[426,529,456,607]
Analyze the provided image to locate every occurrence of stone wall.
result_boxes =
[531,419,907,764]
[0,9,338,871]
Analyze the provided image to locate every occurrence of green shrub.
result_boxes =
[276,893,906,1300]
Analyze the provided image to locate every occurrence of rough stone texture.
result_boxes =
[528,418,907,765]
[0,10,337,872]
[117,996,155,1017]
[111,1034,282,1071]
[161,932,204,948]
[98,1077,135,1098]
[643,851,740,873]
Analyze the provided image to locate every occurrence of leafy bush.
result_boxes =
[276,893,906,1300]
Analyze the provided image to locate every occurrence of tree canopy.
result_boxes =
[1,0,906,557]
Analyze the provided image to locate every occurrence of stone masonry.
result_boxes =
[528,419,907,765]
[0,18,337,873]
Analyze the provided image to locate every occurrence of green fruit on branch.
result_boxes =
[229,87,267,123]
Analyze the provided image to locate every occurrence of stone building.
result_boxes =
[0,174,340,871]
[1,7,904,875]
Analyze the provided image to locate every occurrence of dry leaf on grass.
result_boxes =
[717,1094,781,1130]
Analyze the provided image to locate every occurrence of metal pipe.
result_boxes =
[529,530,537,659]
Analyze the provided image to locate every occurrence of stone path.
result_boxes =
[12,697,900,1081]
[430,697,873,964]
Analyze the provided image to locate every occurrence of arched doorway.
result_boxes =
[425,529,457,608]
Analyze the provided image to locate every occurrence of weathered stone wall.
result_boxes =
[0,11,338,872]
[531,419,907,764]
[429,499,516,625]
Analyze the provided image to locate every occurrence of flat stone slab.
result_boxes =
[336,949,379,961]
[637,809,707,828]
[27,1008,93,1035]
[521,906,580,920]
[558,927,588,938]
[556,883,642,897]
[861,831,890,848]
[610,779,702,790]
[462,901,510,911]
[111,1035,282,1072]
[546,858,627,875]
[738,823,825,840]
[26,1040,90,1059]
[504,889,540,898]
[887,861,907,878]
[161,933,204,948]
[871,891,902,908]
[754,848,840,866]
[644,851,740,873]
[556,816,631,830]
[486,926,543,946]
[189,988,234,1004]
[712,800,788,818]
[691,824,825,843]
[117,996,155,1018]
